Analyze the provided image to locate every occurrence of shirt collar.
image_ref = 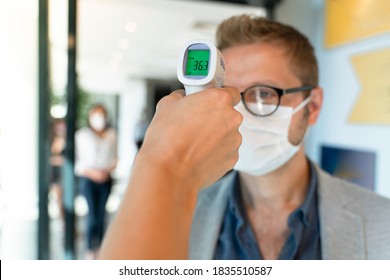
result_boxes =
[295,160,318,226]
[228,173,245,222]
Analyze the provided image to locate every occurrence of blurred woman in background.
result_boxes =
[75,104,117,259]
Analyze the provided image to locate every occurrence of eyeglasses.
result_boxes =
[241,84,315,117]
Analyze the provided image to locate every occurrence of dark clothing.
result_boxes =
[214,162,321,260]
[80,177,112,250]
[51,165,62,184]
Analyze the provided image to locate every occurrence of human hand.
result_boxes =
[138,87,242,190]
[99,87,241,260]
[84,169,110,183]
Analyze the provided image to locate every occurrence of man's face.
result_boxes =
[222,42,309,145]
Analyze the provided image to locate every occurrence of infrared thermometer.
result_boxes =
[177,40,225,95]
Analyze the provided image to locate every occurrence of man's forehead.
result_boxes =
[222,44,301,90]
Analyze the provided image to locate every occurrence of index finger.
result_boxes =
[222,86,241,106]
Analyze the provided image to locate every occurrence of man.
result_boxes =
[189,15,390,260]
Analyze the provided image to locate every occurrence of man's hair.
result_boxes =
[216,14,318,86]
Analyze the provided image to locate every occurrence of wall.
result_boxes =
[0,1,39,258]
[116,78,148,182]
[276,0,390,198]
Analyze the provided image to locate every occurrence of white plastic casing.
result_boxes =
[177,40,225,95]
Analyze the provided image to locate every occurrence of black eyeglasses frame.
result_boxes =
[240,84,315,117]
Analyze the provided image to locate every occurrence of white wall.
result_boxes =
[116,79,148,182]
[0,1,39,258]
[276,0,390,198]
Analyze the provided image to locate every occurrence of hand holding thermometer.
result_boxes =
[177,40,225,95]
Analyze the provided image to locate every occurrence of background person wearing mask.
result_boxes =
[189,15,390,260]
[75,104,117,259]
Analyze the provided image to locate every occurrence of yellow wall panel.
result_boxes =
[349,48,390,124]
[325,0,390,47]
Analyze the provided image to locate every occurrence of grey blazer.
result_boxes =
[189,164,390,259]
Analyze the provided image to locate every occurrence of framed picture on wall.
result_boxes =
[321,145,376,191]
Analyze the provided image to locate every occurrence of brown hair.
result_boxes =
[89,103,108,117]
[216,15,318,86]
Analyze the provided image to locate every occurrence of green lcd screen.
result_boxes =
[185,49,210,76]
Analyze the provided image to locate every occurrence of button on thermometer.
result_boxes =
[177,40,225,95]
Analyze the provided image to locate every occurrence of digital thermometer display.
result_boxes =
[185,50,210,77]
[177,40,225,95]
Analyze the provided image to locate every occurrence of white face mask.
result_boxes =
[234,96,311,176]
[89,113,106,131]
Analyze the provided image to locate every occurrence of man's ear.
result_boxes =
[308,86,323,125]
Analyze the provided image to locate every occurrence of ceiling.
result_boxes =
[73,0,266,93]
